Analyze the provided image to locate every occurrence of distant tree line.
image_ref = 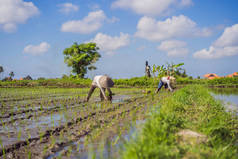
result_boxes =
[0,65,33,81]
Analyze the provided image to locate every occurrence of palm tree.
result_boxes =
[0,66,3,80]
[9,71,14,78]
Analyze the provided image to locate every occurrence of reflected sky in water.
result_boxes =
[210,88,238,113]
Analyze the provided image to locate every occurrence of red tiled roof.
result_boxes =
[227,72,238,77]
[204,73,219,79]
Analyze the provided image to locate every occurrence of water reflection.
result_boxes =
[210,88,238,114]
[46,119,145,159]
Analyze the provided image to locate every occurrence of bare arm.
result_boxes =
[86,85,96,101]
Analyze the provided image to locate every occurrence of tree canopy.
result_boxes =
[0,66,3,80]
[63,42,101,78]
[9,71,14,78]
[152,62,184,78]
[0,66,3,73]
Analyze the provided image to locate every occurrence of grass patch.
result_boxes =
[121,85,238,159]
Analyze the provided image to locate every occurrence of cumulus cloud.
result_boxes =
[213,24,238,47]
[194,24,238,59]
[0,0,39,32]
[58,3,79,14]
[111,0,193,16]
[89,32,130,54]
[137,45,146,51]
[61,10,106,34]
[89,3,100,10]
[135,15,211,41]
[179,0,193,7]
[107,16,120,23]
[158,40,189,57]
[23,42,50,55]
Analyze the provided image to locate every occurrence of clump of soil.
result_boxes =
[177,129,207,145]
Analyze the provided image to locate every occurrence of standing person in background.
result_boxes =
[155,75,176,93]
[86,75,114,102]
[145,61,151,78]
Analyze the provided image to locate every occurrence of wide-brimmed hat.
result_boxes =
[99,75,114,88]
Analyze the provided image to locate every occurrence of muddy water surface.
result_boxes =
[0,95,132,148]
[210,88,238,114]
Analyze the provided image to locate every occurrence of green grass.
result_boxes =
[121,85,238,159]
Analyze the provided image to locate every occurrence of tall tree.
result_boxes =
[63,42,101,78]
[9,71,14,78]
[0,66,3,80]
[152,62,184,78]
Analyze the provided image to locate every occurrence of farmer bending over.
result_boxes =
[86,75,114,102]
[155,76,176,93]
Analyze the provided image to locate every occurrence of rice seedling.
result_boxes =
[17,128,22,141]
[1,86,236,158]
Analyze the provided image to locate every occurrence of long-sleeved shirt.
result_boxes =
[161,76,175,92]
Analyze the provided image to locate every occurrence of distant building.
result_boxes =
[227,72,238,78]
[203,73,219,79]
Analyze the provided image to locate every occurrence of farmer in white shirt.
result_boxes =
[155,76,176,93]
[86,75,114,102]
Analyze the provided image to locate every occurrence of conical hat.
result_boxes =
[99,76,114,88]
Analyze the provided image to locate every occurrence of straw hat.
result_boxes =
[99,75,114,88]
[170,76,176,87]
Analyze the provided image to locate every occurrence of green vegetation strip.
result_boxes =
[1,76,238,88]
[122,85,238,159]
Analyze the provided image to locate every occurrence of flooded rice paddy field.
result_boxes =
[0,87,166,159]
[209,88,238,115]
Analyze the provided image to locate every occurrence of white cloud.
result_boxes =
[179,0,193,7]
[158,40,189,57]
[213,24,238,47]
[0,0,39,32]
[111,0,193,16]
[61,10,106,34]
[194,24,238,59]
[135,15,211,41]
[58,3,79,14]
[137,45,146,51]
[193,46,238,59]
[23,42,50,55]
[107,16,120,23]
[89,3,100,10]
[89,32,130,54]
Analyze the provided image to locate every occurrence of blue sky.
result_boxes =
[0,0,238,79]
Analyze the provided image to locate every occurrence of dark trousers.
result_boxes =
[155,80,168,93]
[100,88,112,101]
[87,86,113,102]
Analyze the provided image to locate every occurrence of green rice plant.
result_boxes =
[59,130,64,142]
[88,144,97,159]
[49,134,56,149]
[66,146,73,158]
[39,130,44,143]
[0,140,6,159]
[42,145,48,156]
[17,128,22,141]
[25,133,32,159]
[121,85,238,159]
[0,119,5,129]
